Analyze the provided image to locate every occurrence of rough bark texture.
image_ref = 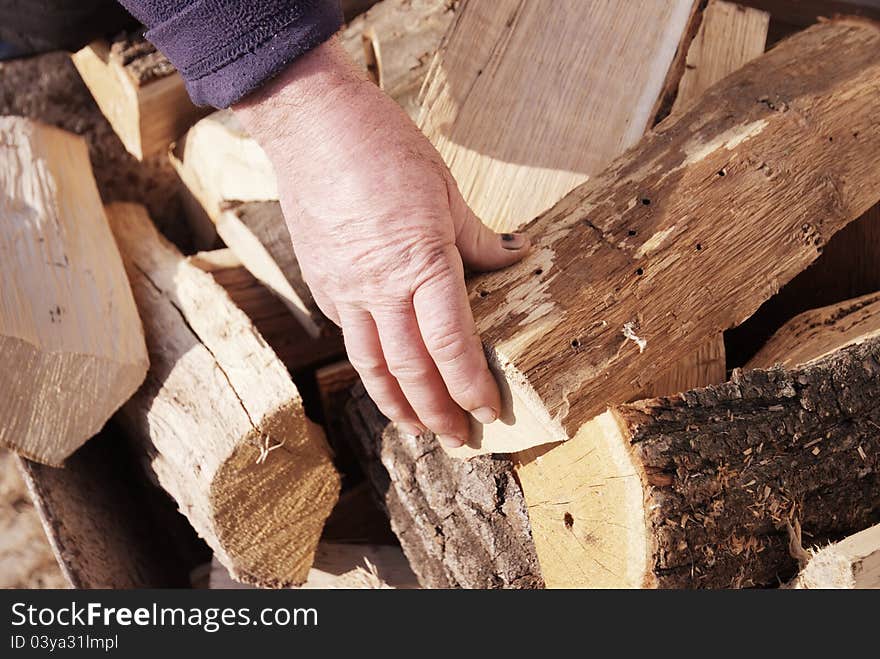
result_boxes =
[110,31,177,85]
[344,383,542,589]
[619,336,880,588]
[458,19,880,456]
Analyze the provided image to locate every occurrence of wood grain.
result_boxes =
[0,117,148,465]
[109,202,340,588]
[418,0,698,232]
[459,19,880,457]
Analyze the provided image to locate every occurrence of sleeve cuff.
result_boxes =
[146,0,343,108]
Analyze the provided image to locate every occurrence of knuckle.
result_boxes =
[424,326,480,366]
[348,356,388,379]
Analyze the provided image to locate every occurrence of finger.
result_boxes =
[448,179,530,272]
[338,306,423,436]
[372,305,469,448]
[412,248,502,428]
[309,288,340,326]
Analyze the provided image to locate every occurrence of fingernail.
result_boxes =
[397,423,424,437]
[471,406,497,424]
[500,233,527,250]
[438,434,465,449]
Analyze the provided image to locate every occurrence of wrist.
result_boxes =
[233,37,373,157]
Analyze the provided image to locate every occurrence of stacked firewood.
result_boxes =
[2,0,879,590]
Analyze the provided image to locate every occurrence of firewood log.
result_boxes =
[0,117,148,465]
[108,202,340,588]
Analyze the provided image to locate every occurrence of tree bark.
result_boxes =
[343,383,543,588]
[456,19,880,457]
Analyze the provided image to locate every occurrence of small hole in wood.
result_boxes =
[717,168,727,177]
[478,290,489,298]
[641,198,651,206]
[627,229,637,236]
[696,243,702,251]
[636,267,644,276]
[534,268,543,276]
[828,136,833,142]
[571,338,580,349]
[564,512,574,529]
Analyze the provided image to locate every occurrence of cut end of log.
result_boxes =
[211,416,341,588]
[515,411,649,588]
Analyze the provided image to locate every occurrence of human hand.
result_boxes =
[235,37,530,448]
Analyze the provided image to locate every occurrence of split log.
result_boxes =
[215,202,330,337]
[727,202,880,367]
[347,0,456,120]
[188,248,343,371]
[72,33,208,160]
[418,0,700,232]
[671,0,769,116]
[0,451,66,589]
[344,383,543,588]
[458,18,880,457]
[107,202,340,588]
[17,425,208,589]
[654,0,770,398]
[0,117,148,465]
[789,524,880,589]
[749,291,880,370]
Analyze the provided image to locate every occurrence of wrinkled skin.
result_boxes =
[236,37,529,448]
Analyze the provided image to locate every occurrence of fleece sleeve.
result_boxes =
[117,0,343,108]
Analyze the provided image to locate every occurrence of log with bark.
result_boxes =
[107,202,340,588]
[0,117,148,465]
[459,18,880,457]
[343,383,543,588]
[344,18,880,587]
[72,32,208,160]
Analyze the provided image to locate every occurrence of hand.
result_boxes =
[235,37,530,448]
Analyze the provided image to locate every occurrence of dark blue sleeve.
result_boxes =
[117,0,343,108]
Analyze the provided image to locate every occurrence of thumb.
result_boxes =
[449,182,530,272]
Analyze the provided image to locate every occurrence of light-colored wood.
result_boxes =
[350,0,456,120]
[209,542,420,589]
[72,37,208,160]
[651,0,769,395]
[0,451,66,589]
[417,0,697,232]
[520,334,880,588]
[108,202,340,588]
[188,249,344,371]
[748,291,880,369]
[789,524,880,589]
[0,117,148,465]
[215,202,329,337]
[453,19,880,458]
[170,109,278,220]
[671,1,769,116]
